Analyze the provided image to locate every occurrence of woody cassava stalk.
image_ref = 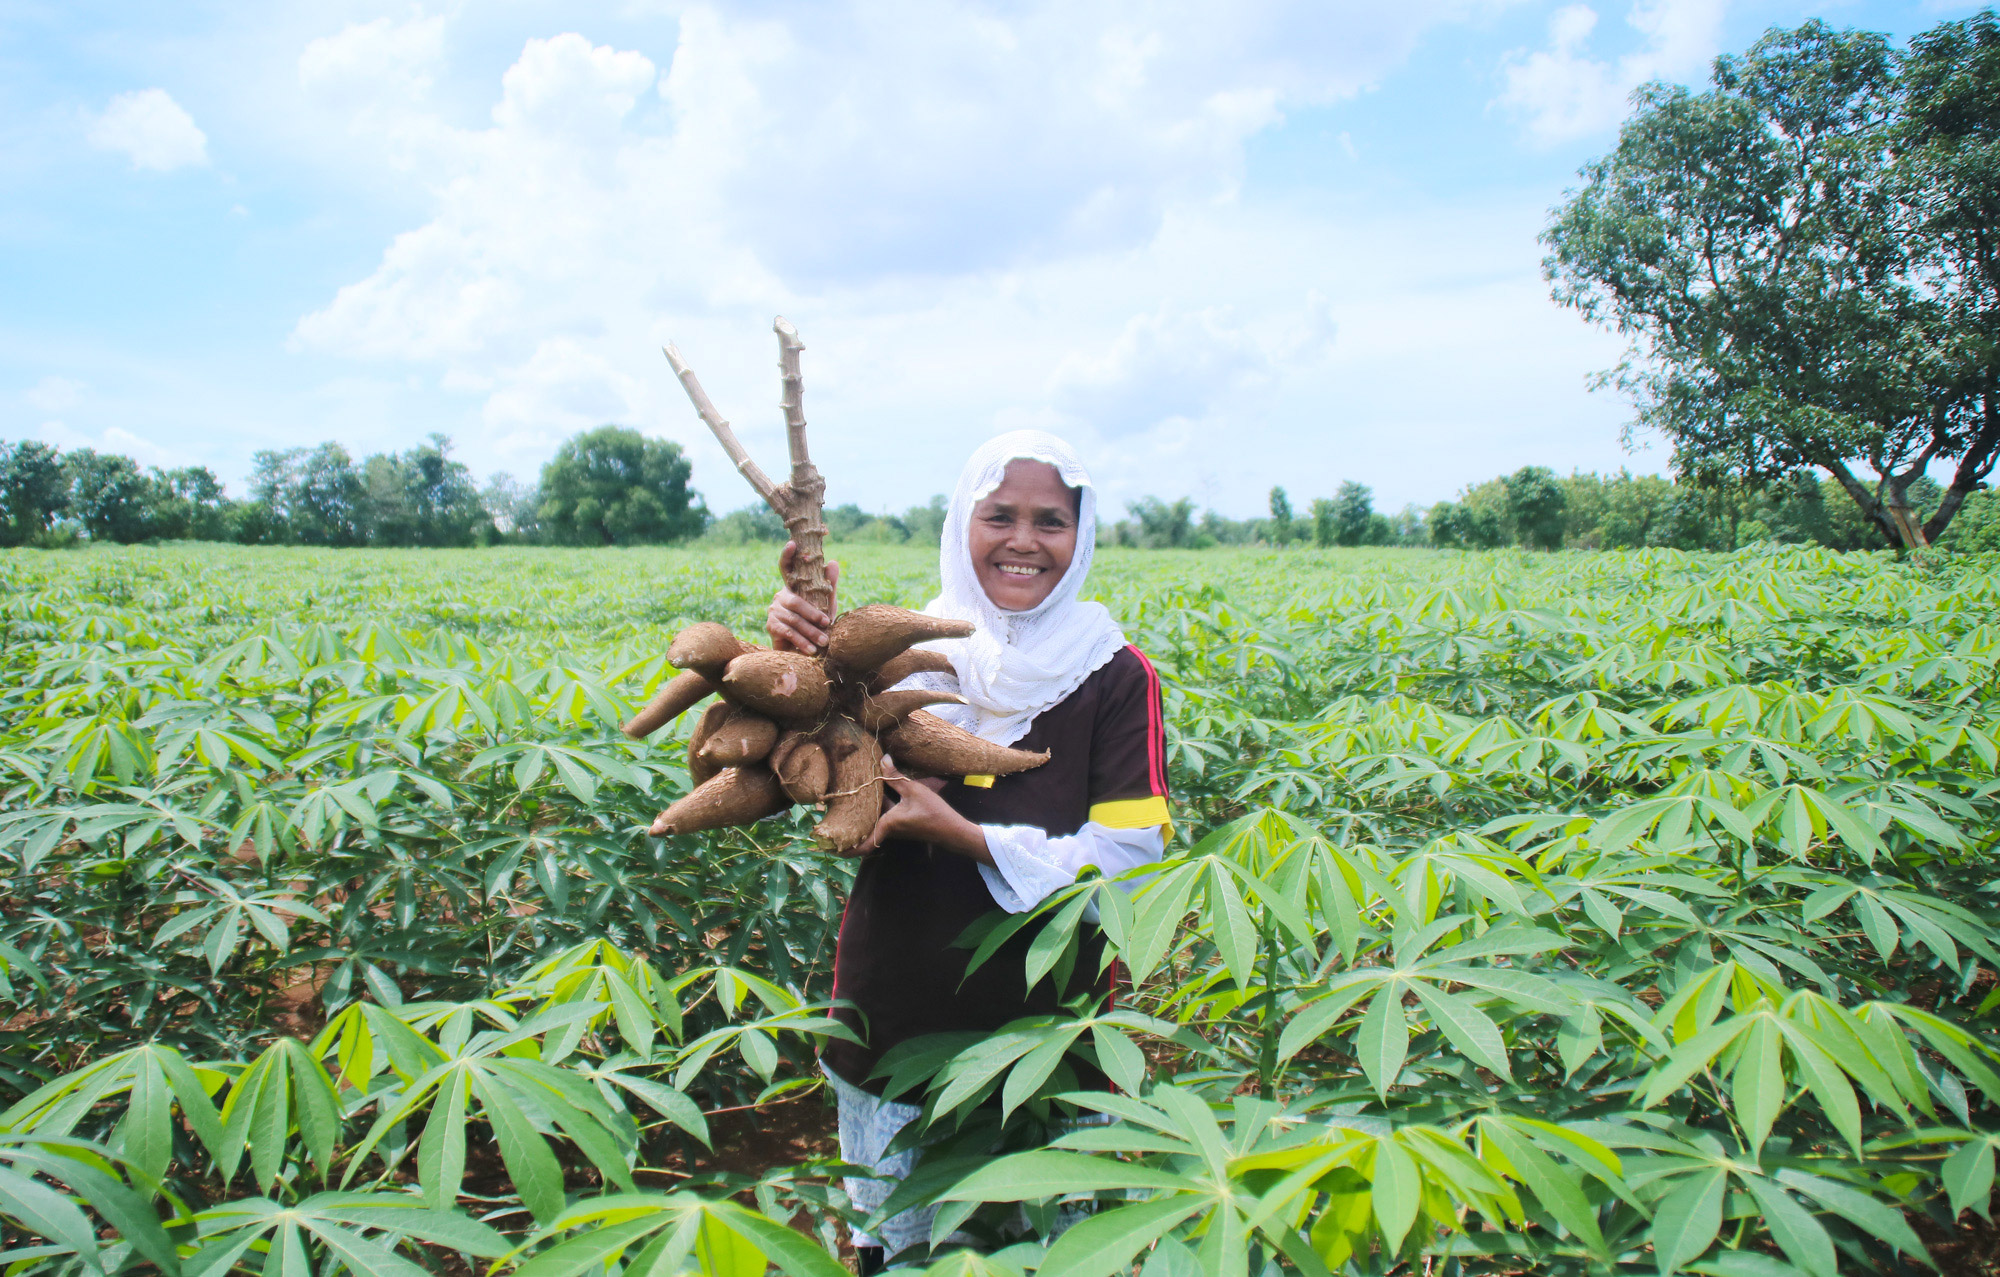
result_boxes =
[624,318,1048,852]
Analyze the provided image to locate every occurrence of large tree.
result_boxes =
[1504,466,1569,551]
[1331,480,1376,546]
[1127,496,1197,548]
[0,442,70,547]
[250,443,366,546]
[536,426,707,546]
[66,450,156,543]
[360,434,487,547]
[149,466,231,541]
[1544,18,2000,550]
[1899,11,2000,537]
[1267,486,1295,545]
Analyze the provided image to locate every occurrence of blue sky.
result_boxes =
[0,0,1982,518]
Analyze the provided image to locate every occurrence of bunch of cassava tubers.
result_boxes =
[628,317,1048,852]
[624,607,1048,850]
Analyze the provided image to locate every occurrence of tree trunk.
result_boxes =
[1884,496,1931,550]
[1820,456,1906,548]
[1922,387,2000,546]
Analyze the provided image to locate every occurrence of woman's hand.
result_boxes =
[847,757,992,862]
[766,541,840,653]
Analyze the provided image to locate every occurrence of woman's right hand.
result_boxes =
[766,541,841,653]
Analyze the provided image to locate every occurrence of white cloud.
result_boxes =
[1050,299,1337,438]
[276,2,1643,514]
[34,421,182,468]
[643,1,1458,283]
[298,13,447,106]
[291,5,1471,455]
[498,30,655,134]
[87,88,210,171]
[25,376,85,412]
[1495,0,1728,144]
[481,337,647,464]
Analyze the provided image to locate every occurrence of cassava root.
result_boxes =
[868,646,955,691]
[858,688,967,734]
[697,705,779,767]
[770,731,831,804]
[650,767,789,836]
[811,718,884,851]
[641,318,1048,851]
[622,669,715,739]
[686,701,731,787]
[828,605,974,673]
[884,711,1051,778]
[721,650,831,721]
[667,622,754,680]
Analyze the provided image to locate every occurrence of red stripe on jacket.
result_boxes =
[1125,644,1168,797]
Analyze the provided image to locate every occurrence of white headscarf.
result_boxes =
[909,431,1128,747]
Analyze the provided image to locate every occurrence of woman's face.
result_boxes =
[968,459,1080,612]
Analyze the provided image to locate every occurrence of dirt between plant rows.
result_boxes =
[1921,1209,2000,1277]
[658,1094,843,1181]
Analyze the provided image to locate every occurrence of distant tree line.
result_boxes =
[11,426,1996,555]
[1431,465,2000,552]
[702,495,951,547]
[1,441,239,548]
[1098,484,1426,550]
[1105,467,2000,553]
[0,426,709,549]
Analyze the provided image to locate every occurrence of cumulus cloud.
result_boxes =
[1495,0,1728,144]
[291,5,1464,451]
[34,421,182,468]
[298,13,447,107]
[648,2,1398,282]
[87,88,210,171]
[293,31,676,364]
[1051,298,1336,437]
[480,338,648,464]
[279,1,1637,513]
[291,0,1479,327]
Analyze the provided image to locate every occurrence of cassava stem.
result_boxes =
[663,318,834,625]
[773,318,834,621]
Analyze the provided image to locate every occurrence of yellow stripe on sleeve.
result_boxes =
[1088,795,1173,840]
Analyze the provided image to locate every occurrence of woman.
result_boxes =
[766,431,1171,1268]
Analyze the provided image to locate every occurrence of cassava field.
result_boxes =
[2,541,1999,1277]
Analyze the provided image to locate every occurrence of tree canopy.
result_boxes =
[1544,14,2000,550]
[535,426,708,546]
[0,442,68,548]
[1502,465,1567,551]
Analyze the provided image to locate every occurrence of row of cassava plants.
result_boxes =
[0,541,1995,1273]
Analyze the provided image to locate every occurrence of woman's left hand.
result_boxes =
[848,757,992,862]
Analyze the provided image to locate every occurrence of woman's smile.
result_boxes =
[969,459,1079,610]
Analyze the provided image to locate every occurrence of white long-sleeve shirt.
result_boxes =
[977,821,1166,914]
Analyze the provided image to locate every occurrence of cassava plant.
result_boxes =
[629,319,1048,850]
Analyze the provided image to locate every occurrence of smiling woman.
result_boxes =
[766,430,1172,1268]
[967,458,1081,611]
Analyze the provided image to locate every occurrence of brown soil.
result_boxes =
[263,961,333,1039]
[634,1094,851,1261]
[639,1092,841,1182]
[1922,1206,2000,1277]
